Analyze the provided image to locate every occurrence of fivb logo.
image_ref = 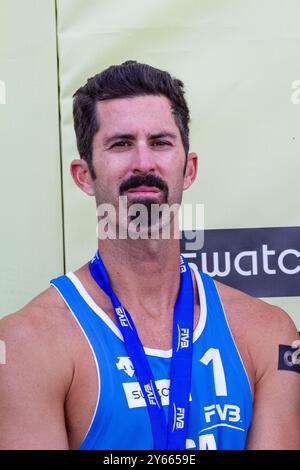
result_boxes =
[123,379,170,408]
[0,80,5,105]
[176,326,190,352]
[144,381,160,407]
[180,256,186,273]
[173,406,185,430]
[115,306,132,329]
[204,404,241,423]
[0,340,6,364]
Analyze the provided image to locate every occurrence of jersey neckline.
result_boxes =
[65,263,207,358]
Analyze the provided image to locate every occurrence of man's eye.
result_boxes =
[152,140,171,147]
[111,141,131,148]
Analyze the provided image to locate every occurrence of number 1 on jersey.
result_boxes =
[200,348,227,396]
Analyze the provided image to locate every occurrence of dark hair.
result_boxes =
[73,60,190,179]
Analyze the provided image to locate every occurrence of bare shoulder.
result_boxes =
[1,284,71,339]
[0,285,76,393]
[0,287,77,449]
[215,280,299,382]
[216,280,298,340]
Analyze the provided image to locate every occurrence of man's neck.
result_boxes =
[98,237,181,318]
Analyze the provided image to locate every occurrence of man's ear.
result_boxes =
[183,152,198,190]
[70,159,95,196]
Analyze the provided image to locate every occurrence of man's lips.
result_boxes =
[125,186,161,195]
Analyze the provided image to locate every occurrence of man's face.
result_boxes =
[91,94,195,215]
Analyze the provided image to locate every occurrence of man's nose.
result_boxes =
[132,144,156,174]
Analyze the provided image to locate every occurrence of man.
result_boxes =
[0,61,299,450]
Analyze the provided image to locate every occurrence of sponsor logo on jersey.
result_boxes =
[116,356,135,377]
[123,380,192,409]
[204,404,241,423]
[123,379,170,408]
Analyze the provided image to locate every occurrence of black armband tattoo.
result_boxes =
[278,342,300,373]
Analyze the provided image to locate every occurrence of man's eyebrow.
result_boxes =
[149,132,177,140]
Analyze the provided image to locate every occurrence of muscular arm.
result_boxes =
[0,308,73,449]
[246,308,300,449]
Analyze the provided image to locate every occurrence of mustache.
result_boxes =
[119,174,169,195]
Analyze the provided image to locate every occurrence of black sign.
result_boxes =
[180,226,300,297]
[278,344,300,374]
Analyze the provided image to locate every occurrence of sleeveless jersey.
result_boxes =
[50,264,252,450]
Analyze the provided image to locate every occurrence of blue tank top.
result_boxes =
[50,264,252,450]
